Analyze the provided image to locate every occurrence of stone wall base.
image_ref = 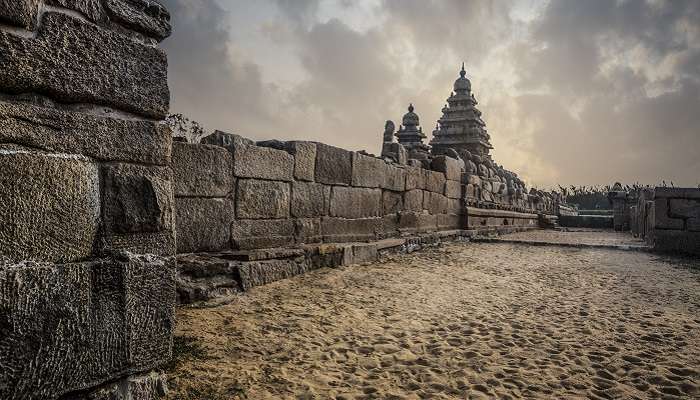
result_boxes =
[60,372,168,400]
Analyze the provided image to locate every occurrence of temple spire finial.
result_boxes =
[460,62,466,77]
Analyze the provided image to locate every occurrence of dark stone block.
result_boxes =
[383,165,406,191]
[0,101,172,165]
[403,190,424,212]
[0,146,100,263]
[238,259,310,291]
[321,217,381,242]
[105,0,172,40]
[352,153,386,188]
[653,230,700,256]
[0,254,175,400]
[0,0,40,28]
[236,179,290,219]
[0,12,169,118]
[398,212,438,233]
[291,182,330,218]
[231,219,295,250]
[173,142,233,197]
[329,186,382,219]
[431,155,462,181]
[175,197,234,253]
[232,144,294,182]
[315,143,352,185]
[47,0,105,24]
[382,190,403,215]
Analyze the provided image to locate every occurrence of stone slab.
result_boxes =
[423,191,448,215]
[0,254,175,400]
[437,213,464,230]
[0,12,169,118]
[315,143,352,185]
[444,180,463,199]
[329,186,382,219]
[232,144,294,182]
[0,101,171,165]
[0,147,100,263]
[236,179,290,219]
[431,155,462,181]
[404,166,425,190]
[669,198,700,219]
[382,190,403,215]
[290,141,316,181]
[652,230,700,256]
[238,259,310,291]
[0,0,40,29]
[343,243,378,265]
[653,187,700,199]
[654,199,684,230]
[173,142,233,197]
[383,165,406,191]
[175,197,234,254]
[295,218,323,244]
[105,0,172,40]
[231,219,295,250]
[404,189,424,212]
[321,217,381,243]
[352,153,386,188]
[398,212,438,233]
[425,170,446,193]
[291,181,330,218]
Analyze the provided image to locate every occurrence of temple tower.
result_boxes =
[396,103,431,160]
[430,64,493,157]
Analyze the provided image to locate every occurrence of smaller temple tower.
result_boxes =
[396,103,431,160]
[430,64,493,157]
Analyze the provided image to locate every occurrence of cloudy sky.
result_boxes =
[160,0,699,188]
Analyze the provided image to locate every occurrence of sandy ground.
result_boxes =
[165,242,699,399]
[496,229,647,247]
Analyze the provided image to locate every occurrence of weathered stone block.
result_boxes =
[231,219,295,250]
[105,0,172,40]
[295,218,322,244]
[101,163,175,256]
[404,166,425,190]
[0,0,40,28]
[330,186,382,218]
[236,179,290,219]
[383,165,406,191]
[398,212,438,233]
[654,199,684,230]
[382,190,403,215]
[238,259,310,291]
[315,143,352,185]
[232,144,294,182]
[0,147,100,263]
[447,198,463,214]
[290,141,316,181]
[175,197,234,253]
[688,218,700,232]
[0,101,172,165]
[669,199,700,219]
[431,155,462,181]
[173,142,233,197]
[380,214,400,238]
[291,181,330,218]
[321,217,381,242]
[201,130,254,149]
[47,0,105,24]
[404,189,424,212]
[0,254,175,400]
[380,142,407,165]
[0,12,169,118]
[425,170,446,193]
[653,187,700,199]
[70,372,169,400]
[437,213,463,230]
[343,243,378,265]
[423,191,448,215]
[444,180,463,199]
[653,230,700,256]
[352,153,386,188]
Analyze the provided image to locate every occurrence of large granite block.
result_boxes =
[175,197,234,253]
[0,101,171,165]
[431,155,462,181]
[315,143,352,185]
[291,181,330,218]
[654,199,684,230]
[173,142,233,197]
[290,141,316,181]
[669,199,700,219]
[352,153,386,188]
[444,180,463,199]
[0,0,40,29]
[101,163,175,256]
[0,254,175,400]
[425,170,446,193]
[653,230,700,256]
[404,189,424,212]
[447,198,463,214]
[238,259,310,291]
[231,219,295,250]
[0,12,169,118]
[330,186,382,218]
[653,187,700,199]
[382,190,403,215]
[47,0,105,24]
[423,191,448,215]
[236,179,290,219]
[295,218,322,244]
[404,166,426,190]
[437,213,463,230]
[105,0,172,40]
[0,146,100,263]
[398,212,438,233]
[383,165,406,191]
[232,144,294,182]
[321,217,381,242]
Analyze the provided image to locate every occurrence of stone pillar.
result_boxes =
[608,191,629,231]
[0,2,175,399]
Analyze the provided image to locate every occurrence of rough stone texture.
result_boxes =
[0,12,170,119]
[398,212,438,233]
[437,214,463,230]
[0,0,40,29]
[321,217,381,242]
[0,147,100,263]
[383,165,406,192]
[175,197,234,254]
[654,199,684,230]
[447,198,463,215]
[289,141,316,181]
[380,214,400,238]
[315,143,352,185]
[173,142,233,197]
[423,191,449,215]
[291,181,330,218]
[232,144,294,182]
[444,180,463,199]
[653,230,700,256]
[343,243,378,265]
[201,130,254,149]
[47,0,105,24]
[431,156,462,181]
[0,101,171,165]
[382,190,404,215]
[105,0,172,40]
[175,254,240,304]
[425,170,446,193]
[72,372,169,400]
[100,163,175,256]
[405,166,426,190]
[236,179,290,219]
[654,187,700,199]
[669,198,700,219]
[295,218,322,244]
[404,190,424,212]
[559,215,614,229]
[238,258,311,291]
[330,186,382,219]
[0,254,175,400]
[352,153,386,188]
[231,219,295,250]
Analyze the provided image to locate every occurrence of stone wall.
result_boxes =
[0,2,175,399]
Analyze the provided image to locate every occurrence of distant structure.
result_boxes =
[396,103,431,160]
[430,63,493,157]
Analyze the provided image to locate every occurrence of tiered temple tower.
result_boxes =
[430,64,493,157]
[396,103,431,159]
